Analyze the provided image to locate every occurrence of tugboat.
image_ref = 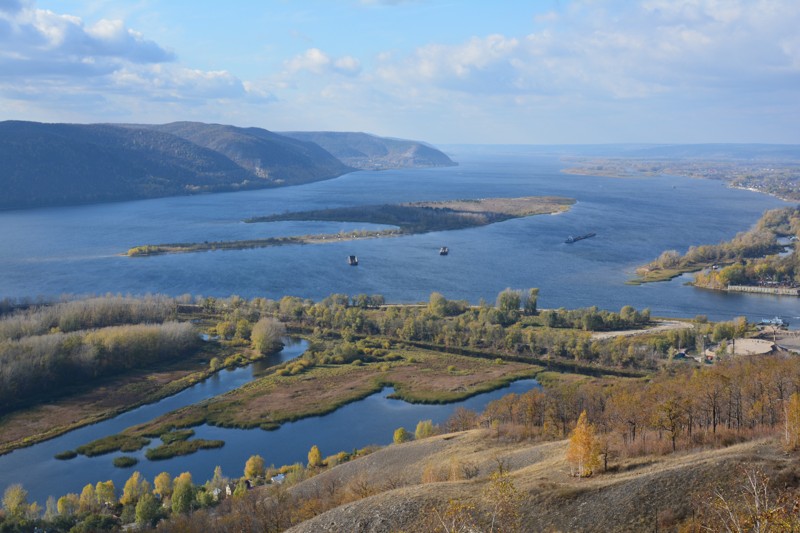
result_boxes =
[347,255,358,266]
[565,232,596,244]
[439,246,449,256]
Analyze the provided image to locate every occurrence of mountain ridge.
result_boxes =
[0,121,455,210]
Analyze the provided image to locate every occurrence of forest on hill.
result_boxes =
[0,121,454,210]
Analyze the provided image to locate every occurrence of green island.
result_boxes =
[5,290,800,532]
[111,456,138,468]
[124,196,575,256]
[630,206,800,287]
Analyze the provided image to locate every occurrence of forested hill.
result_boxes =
[281,131,457,170]
[139,122,351,185]
[0,120,354,210]
[0,122,457,210]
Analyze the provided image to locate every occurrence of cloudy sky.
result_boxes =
[1,0,798,144]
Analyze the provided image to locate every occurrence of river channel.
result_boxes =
[0,338,538,505]
[2,145,800,503]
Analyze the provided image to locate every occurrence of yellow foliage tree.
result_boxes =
[153,472,173,500]
[784,392,800,450]
[566,410,601,477]
[307,445,323,468]
[244,454,265,480]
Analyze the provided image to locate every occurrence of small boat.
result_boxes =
[439,246,449,256]
[760,316,788,328]
[565,232,596,244]
[347,255,358,266]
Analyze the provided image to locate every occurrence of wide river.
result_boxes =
[2,145,800,504]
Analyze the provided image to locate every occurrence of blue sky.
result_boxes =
[1,0,799,144]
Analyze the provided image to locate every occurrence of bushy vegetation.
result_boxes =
[0,294,176,340]
[637,206,800,285]
[112,456,138,468]
[0,295,198,412]
[144,439,224,461]
[0,321,198,412]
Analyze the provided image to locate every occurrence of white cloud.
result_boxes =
[0,0,262,115]
[372,0,800,103]
[286,48,361,76]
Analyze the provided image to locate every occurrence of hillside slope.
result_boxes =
[281,131,457,170]
[0,121,256,209]
[144,122,352,185]
[284,431,795,533]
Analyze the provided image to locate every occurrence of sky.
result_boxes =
[0,0,799,144]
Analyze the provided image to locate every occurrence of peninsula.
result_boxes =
[126,196,575,256]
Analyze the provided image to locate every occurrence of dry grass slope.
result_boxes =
[285,430,797,533]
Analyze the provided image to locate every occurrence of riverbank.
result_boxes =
[125,196,575,256]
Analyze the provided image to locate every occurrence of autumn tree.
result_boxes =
[120,471,150,506]
[2,484,28,520]
[484,463,522,533]
[415,419,438,440]
[95,480,116,507]
[74,483,94,514]
[307,445,323,468]
[785,392,800,450]
[57,493,79,517]
[566,410,601,477]
[393,427,412,444]
[244,454,266,480]
[153,471,173,501]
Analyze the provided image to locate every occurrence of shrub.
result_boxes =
[113,456,138,468]
[55,450,77,460]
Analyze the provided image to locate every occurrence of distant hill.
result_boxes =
[281,131,457,170]
[0,121,458,210]
[140,122,351,185]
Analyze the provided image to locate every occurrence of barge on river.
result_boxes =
[565,232,596,244]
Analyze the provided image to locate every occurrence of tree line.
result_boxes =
[639,206,800,287]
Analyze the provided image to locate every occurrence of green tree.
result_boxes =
[251,318,286,354]
[307,445,323,468]
[244,454,265,480]
[496,288,522,324]
[393,427,412,444]
[135,493,160,526]
[206,466,226,493]
[171,475,194,515]
[523,288,539,315]
[428,292,448,317]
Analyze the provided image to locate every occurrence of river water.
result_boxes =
[2,145,800,503]
[0,335,537,504]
